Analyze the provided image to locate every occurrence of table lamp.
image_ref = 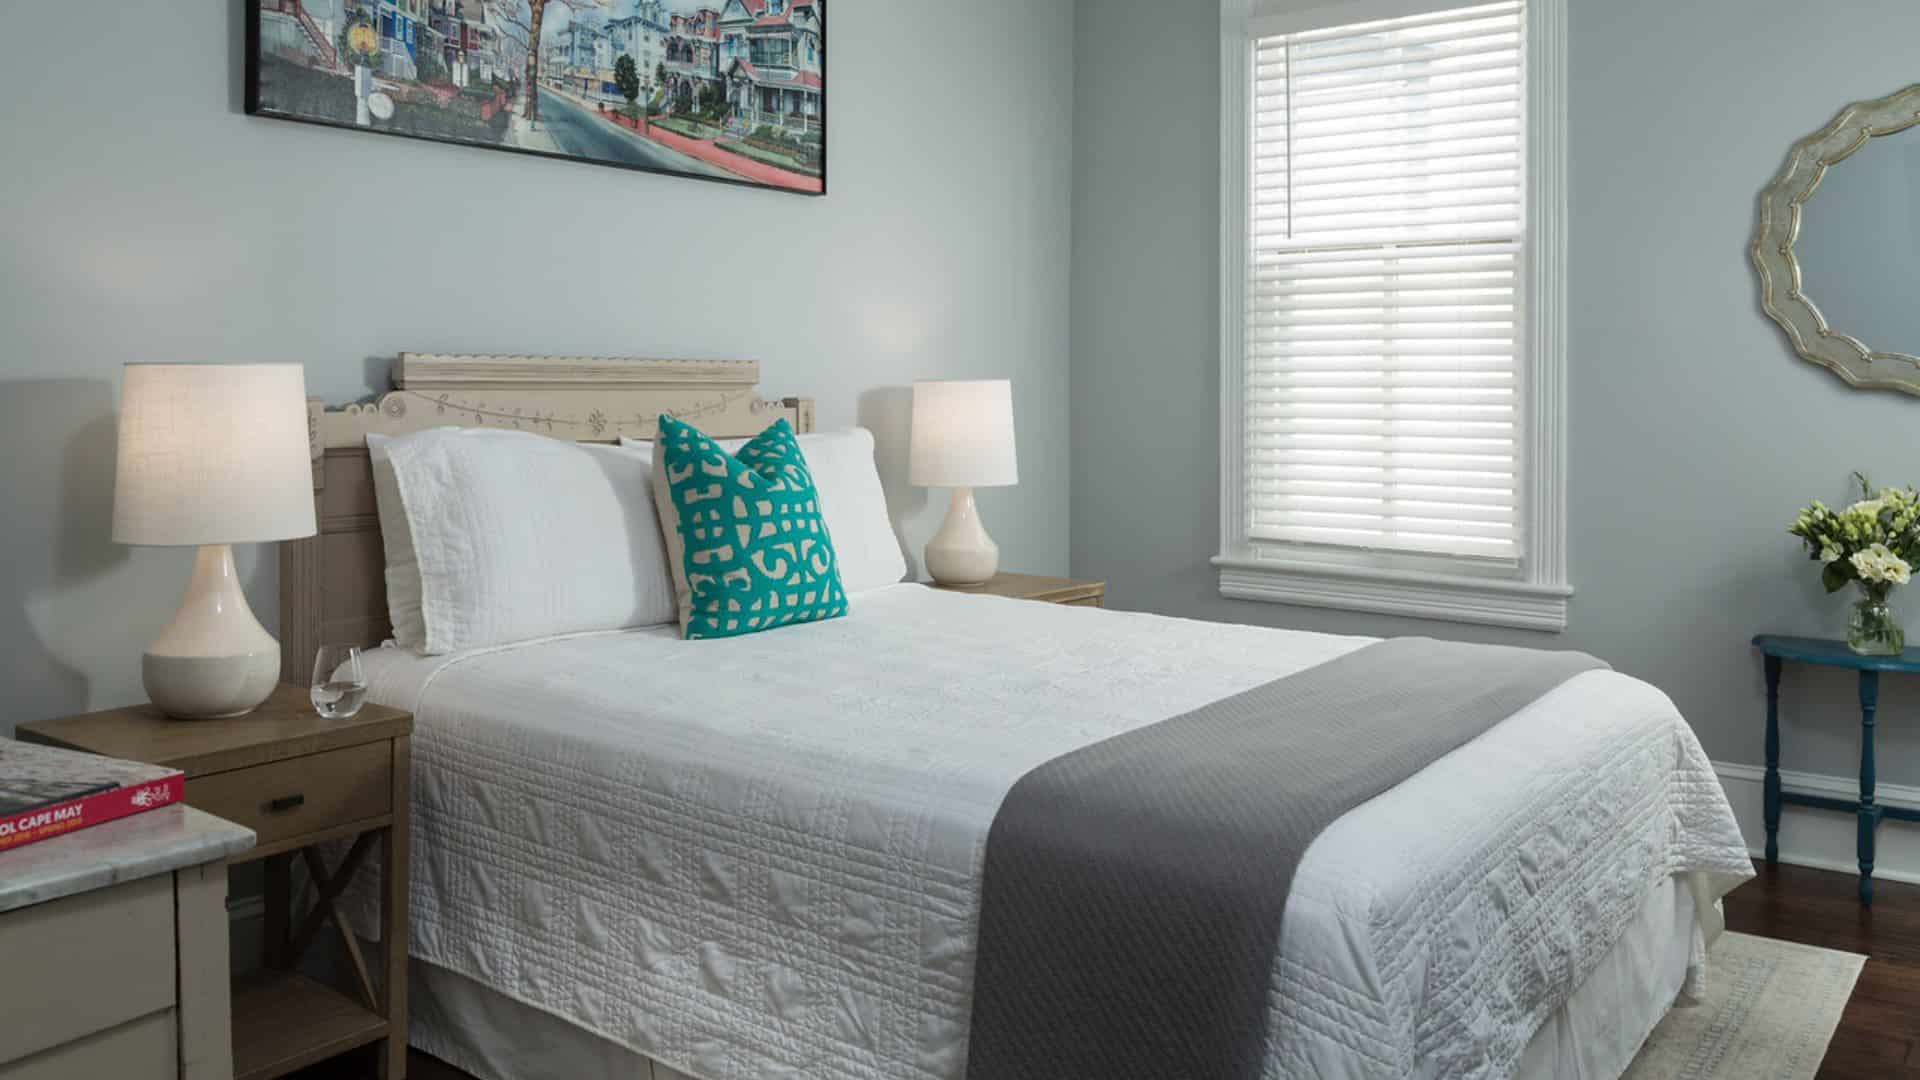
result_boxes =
[909,379,1018,586]
[113,363,317,719]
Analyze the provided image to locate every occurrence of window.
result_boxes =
[1217,0,1568,630]
[751,37,791,68]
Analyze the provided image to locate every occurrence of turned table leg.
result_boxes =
[1859,669,1881,905]
[1764,655,1782,865]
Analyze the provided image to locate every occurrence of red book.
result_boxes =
[0,740,185,853]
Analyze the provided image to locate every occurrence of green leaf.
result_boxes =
[1822,561,1855,593]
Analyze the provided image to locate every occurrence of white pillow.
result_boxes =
[371,428,676,654]
[622,426,906,594]
[366,434,426,649]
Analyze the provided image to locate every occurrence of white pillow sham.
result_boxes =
[369,428,676,654]
[622,426,906,594]
[367,433,427,649]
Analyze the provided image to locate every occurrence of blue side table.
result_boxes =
[1753,634,1920,904]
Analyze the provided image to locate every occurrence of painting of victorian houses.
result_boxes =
[248,0,825,193]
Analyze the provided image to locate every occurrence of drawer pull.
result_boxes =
[268,794,306,813]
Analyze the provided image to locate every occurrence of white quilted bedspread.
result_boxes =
[359,584,1753,1080]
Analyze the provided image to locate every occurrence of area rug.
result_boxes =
[1622,932,1865,1080]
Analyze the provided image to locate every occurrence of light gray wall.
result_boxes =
[1072,0,1920,781]
[2,0,1073,733]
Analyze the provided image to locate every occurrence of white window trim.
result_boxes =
[1213,0,1571,633]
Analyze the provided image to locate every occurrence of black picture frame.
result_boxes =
[245,0,827,196]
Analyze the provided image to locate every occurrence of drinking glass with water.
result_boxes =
[311,644,368,719]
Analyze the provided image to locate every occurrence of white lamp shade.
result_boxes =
[113,363,318,546]
[909,379,1018,488]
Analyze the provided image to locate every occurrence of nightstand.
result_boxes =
[1752,634,1920,906]
[0,807,254,1080]
[20,684,414,1080]
[928,571,1106,607]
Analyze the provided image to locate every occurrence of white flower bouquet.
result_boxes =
[1789,473,1917,654]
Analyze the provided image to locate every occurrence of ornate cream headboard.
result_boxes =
[279,353,815,681]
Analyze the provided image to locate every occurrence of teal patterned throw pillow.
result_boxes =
[651,415,847,639]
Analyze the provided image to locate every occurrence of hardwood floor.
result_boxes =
[293,860,1912,1080]
[1724,861,1920,1079]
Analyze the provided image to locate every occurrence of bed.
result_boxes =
[290,355,1755,1080]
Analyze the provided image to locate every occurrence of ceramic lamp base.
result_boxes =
[925,487,1000,587]
[143,544,280,720]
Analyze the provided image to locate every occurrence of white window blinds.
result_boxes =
[1247,0,1525,562]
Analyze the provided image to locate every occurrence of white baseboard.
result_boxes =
[1713,760,1920,885]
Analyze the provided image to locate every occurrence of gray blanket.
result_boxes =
[964,636,1606,1080]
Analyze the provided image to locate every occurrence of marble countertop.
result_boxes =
[0,805,256,914]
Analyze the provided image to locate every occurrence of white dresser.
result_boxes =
[0,806,255,1080]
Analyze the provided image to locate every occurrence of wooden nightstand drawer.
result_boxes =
[187,741,391,848]
[0,875,176,1064]
[0,1010,176,1080]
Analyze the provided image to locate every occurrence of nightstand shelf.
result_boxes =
[232,970,388,1080]
[928,571,1106,606]
[20,684,415,1080]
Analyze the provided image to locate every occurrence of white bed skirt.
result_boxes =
[1510,874,1698,1080]
[404,873,1704,1080]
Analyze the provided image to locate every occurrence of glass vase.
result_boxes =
[1848,591,1906,656]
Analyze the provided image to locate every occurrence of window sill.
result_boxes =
[1212,554,1571,632]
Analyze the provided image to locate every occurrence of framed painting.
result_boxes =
[246,0,826,195]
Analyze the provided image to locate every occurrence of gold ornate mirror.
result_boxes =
[1753,84,1920,396]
